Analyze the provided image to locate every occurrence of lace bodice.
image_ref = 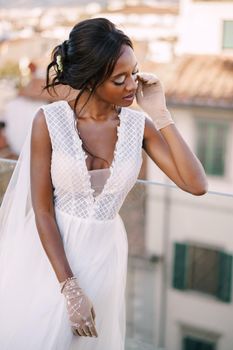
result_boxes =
[41,100,146,221]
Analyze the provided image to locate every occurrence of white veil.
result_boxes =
[0,119,33,257]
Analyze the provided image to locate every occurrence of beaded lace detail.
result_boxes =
[41,100,146,220]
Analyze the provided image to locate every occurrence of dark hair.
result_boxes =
[43,17,133,114]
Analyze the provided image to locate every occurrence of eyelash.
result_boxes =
[113,70,139,86]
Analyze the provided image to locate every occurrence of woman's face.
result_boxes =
[94,45,139,107]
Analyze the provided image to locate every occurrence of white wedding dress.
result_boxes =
[0,100,146,350]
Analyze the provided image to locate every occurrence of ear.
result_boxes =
[87,80,95,92]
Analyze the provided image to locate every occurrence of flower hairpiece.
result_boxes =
[56,54,63,72]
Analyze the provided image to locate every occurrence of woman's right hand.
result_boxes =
[61,277,98,337]
[135,72,174,130]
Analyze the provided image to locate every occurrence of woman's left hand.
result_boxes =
[135,72,174,130]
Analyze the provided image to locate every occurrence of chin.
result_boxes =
[122,99,134,106]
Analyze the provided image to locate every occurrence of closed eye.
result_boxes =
[113,70,139,86]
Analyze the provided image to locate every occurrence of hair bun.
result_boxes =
[60,40,68,57]
[44,18,133,97]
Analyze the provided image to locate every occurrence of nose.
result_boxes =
[125,74,138,92]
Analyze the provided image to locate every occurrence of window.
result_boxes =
[172,242,233,302]
[187,246,219,295]
[195,119,229,176]
[183,336,216,350]
[223,20,233,49]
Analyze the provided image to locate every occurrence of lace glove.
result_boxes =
[136,72,174,130]
[60,277,98,337]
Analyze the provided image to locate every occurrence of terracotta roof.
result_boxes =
[19,54,233,109]
[105,4,179,15]
[142,54,233,109]
[18,78,78,102]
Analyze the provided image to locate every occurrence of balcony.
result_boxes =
[1,158,232,350]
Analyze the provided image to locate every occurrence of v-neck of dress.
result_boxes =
[64,100,125,204]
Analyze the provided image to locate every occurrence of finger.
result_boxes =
[87,325,96,337]
[137,75,147,83]
[137,72,159,84]
[72,324,81,335]
[148,78,158,84]
[135,79,143,98]
[85,318,98,337]
[77,327,86,337]
[139,71,158,79]
[139,76,157,85]
[91,307,96,321]
[72,327,77,336]
[90,323,98,337]
[137,72,151,81]
[74,328,82,336]
[83,325,92,337]
[136,79,154,95]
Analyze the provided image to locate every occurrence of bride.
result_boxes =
[0,17,208,350]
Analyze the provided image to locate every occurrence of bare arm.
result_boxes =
[30,108,73,282]
[143,117,208,196]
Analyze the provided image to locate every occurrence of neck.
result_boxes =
[70,91,118,121]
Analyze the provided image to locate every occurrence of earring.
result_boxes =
[88,87,92,92]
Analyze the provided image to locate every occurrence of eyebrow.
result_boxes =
[112,62,138,79]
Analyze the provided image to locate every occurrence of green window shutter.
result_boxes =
[223,21,233,49]
[172,242,188,290]
[183,336,215,350]
[196,119,228,177]
[217,252,232,302]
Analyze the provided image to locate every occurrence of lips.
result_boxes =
[123,93,135,99]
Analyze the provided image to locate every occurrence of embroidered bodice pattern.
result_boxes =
[41,100,146,221]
